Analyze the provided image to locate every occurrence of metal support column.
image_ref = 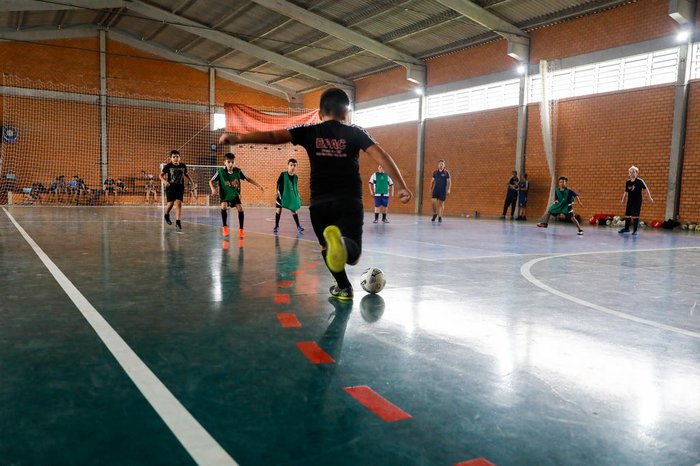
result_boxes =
[415,86,427,214]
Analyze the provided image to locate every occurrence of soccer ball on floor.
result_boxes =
[360,267,386,294]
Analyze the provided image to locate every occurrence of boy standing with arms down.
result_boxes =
[619,165,653,235]
[274,158,304,233]
[219,88,412,300]
[160,150,194,232]
[369,165,394,223]
[209,152,264,238]
[537,176,584,235]
[430,159,450,223]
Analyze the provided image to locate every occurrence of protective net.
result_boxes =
[0,74,314,207]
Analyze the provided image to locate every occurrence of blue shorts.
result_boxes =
[374,196,389,208]
[519,195,528,208]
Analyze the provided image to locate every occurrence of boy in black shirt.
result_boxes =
[274,158,304,233]
[160,150,194,231]
[219,88,412,300]
[619,165,653,235]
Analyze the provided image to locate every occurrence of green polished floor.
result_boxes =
[1,206,699,466]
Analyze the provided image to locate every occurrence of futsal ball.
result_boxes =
[360,267,386,294]
[696,225,700,232]
[682,223,689,230]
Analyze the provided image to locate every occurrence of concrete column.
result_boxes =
[99,30,108,183]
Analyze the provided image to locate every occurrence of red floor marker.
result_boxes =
[277,313,301,328]
[290,270,304,276]
[454,459,496,466]
[306,262,318,268]
[296,342,334,364]
[278,280,294,288]
[343,386,412,422]
[274,294,290,304]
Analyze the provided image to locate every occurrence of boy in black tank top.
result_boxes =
[619,165,653,235]
[219,88,413,300]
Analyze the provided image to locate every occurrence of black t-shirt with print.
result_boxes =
[289,120,376,204]
[162,162,188,185]
[625,178,647,204]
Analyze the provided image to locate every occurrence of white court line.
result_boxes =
[2,207,238,466]
[520,247,700,339]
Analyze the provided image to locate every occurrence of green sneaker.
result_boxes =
[323,225,347,273]
[329,285,353,300]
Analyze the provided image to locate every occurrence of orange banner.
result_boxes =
[224,104,320,133]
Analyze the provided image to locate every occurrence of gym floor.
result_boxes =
[1,206,699,466]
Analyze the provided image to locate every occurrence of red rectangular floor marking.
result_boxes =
[277,280,294,288]
[290,270,303,276]
[296,342,334,364]
[277,313,301,328]
[274,293,290,304]
[454,459,496,466]
[343,386,412,422]
[306,262,318,268]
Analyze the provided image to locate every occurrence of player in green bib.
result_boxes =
[537,176,584,235]
[369,165,394,223]
[209,152,264,238]
[274,158,304,233]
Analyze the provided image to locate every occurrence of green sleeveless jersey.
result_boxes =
[217,167,244,201]
[373,172,389,195]
[280,172,301,211]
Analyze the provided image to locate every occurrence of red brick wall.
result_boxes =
[530,0,677,62]
[680,81,700,221]
[525,86,674,222]
[422,108,519,216]
[359,122,418,214]
[427,39,514,86]
[356,67,417,102]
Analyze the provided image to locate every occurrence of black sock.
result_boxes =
[624,218,630,230]
[344,236,361,265]
[292,213,300,227]
[221,209,227,226]
[275,212,281,227]
[238,211,244,229]
[633,218,639,232]
[382,213,387,220]
[322,250,352,288]
[176,220,181,227]
[374,213,379,221]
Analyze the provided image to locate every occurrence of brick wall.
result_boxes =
[525,86,675,223]
[427,39,513,86]
[423,108,519,217]
[680,81,700,221]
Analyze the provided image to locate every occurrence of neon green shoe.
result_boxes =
[323,225,347,273]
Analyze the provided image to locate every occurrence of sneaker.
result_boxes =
[373,219,378,224]
[618,228,630,234]
[438,217,442,223]
[222,226,230,236]
[297,226,304,232]
[382,218,389,223]
[329,285,353,300]
[537,223,548,228]
[323,225,347,273]
[577,230,584,236]
[631,231,638,236]
[164,214,172,225]
[431,214,437,222]
[238,229,245,238]
[273,226,279,233]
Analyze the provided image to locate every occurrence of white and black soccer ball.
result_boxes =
[360,267,386,294]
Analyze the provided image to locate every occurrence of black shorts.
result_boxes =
[222,196,242,208]
[165,184,185,202]
[625,200,642,217]
[309,197,363,251]
[432,190,447,202]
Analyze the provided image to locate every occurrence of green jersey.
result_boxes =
[370,172,392,196]
[215,167,246,202]
[548,188,578,215]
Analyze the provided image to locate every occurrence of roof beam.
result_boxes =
[125,0,353,89]
[108,29,297,101]
[0,24,98,41]
[0,0,125,11]
[434,0,529,62]
[248,0,426,84]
